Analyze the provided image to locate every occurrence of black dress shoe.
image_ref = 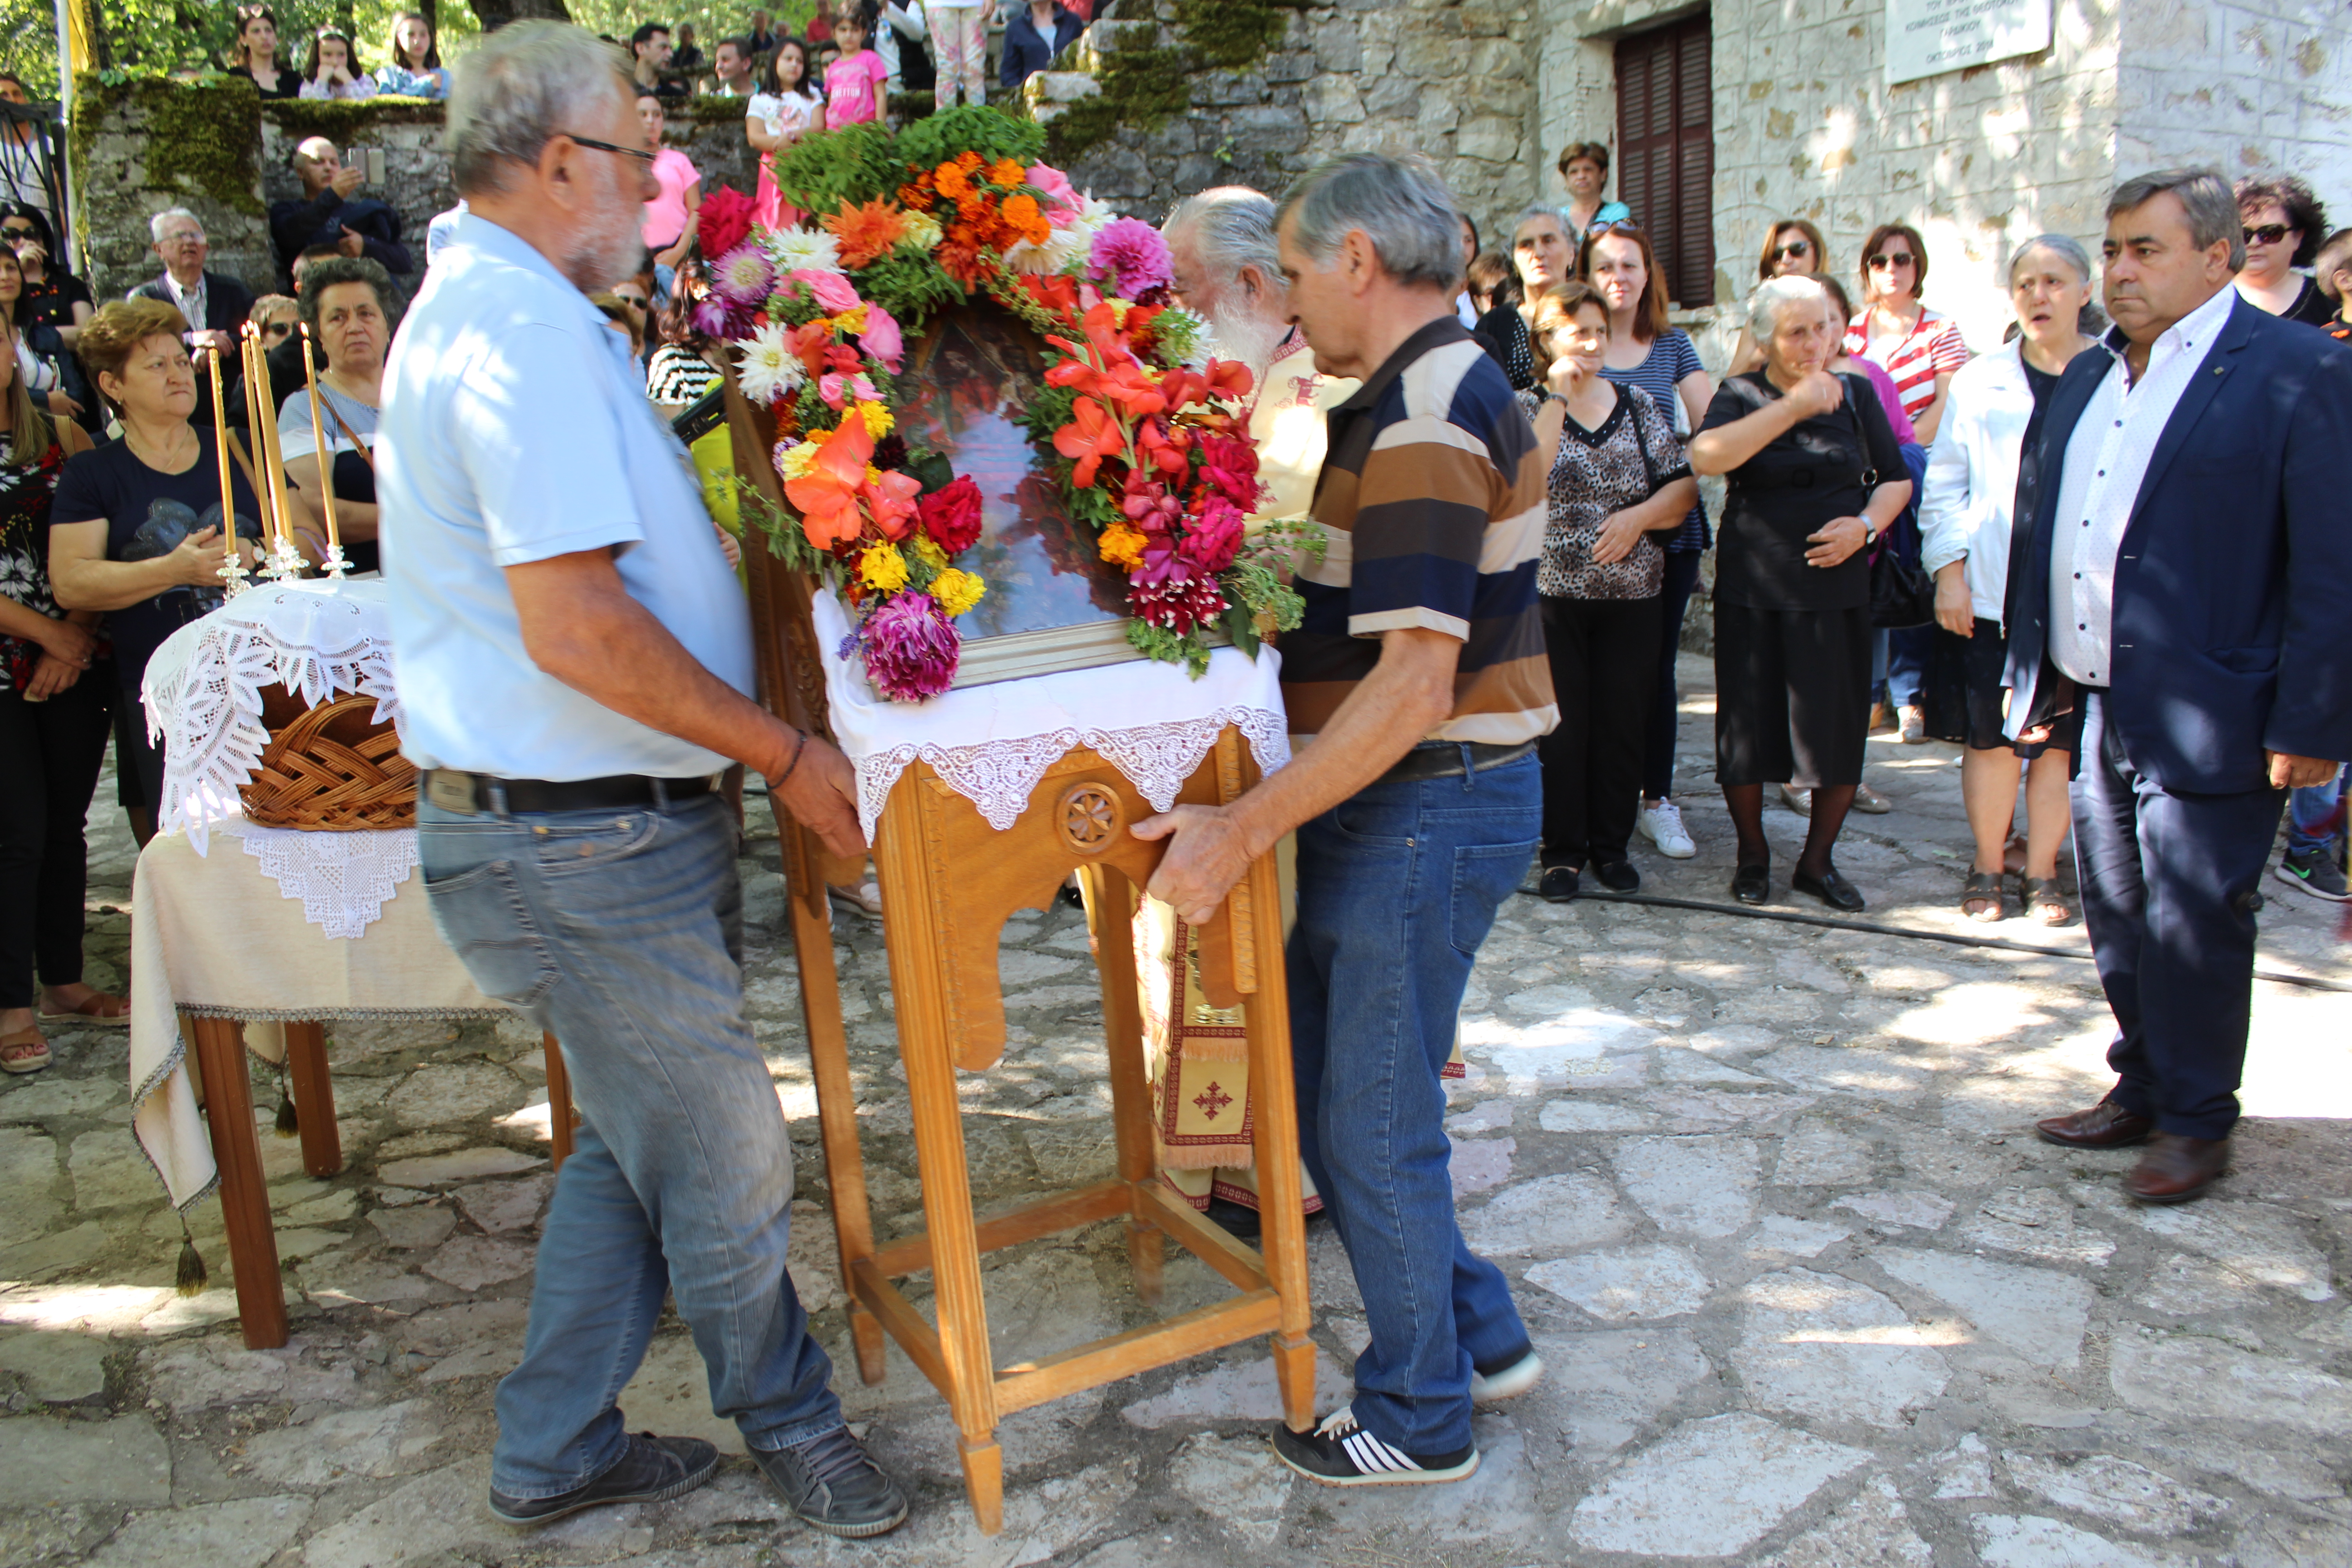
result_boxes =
[490,1432,719,1525]
[1730,862,1770,905]
[1539,864,1581,902]
[1791,865,1865,911]
[2035,1097,2155,1149]
[1590,859,1640,895]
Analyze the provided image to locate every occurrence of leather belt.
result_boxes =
[420,768,718,816]
[1376,740,1538,786]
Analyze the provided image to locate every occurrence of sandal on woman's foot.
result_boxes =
[1961,870,2005,923]
[1,1029,52,1075]
[39,991,130,1028]
[2020,876,2072,927]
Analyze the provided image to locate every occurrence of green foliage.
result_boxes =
[1127,617,1209,677]
[853,249,962,336]
[264,94,444,143]
[894,103,1041,176]
[1043,0,1304,163]
[70,72,265,216]
[771,121,900,215]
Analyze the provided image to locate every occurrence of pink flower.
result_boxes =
[862,591,960,701]
[712,241,776,304]
[693,293,752,342]
[1086,218,1173,298]
[859,302,904,372]
[793,268,862,314]
[1029,162,1083,226]
[1126,568,1228,636]
[1180,497,1245,575]
[818,372,852,410]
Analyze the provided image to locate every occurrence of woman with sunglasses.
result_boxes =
[226,5,299,100]
[2,206,88,353]
[1730,219,1828,374]
[0,248,78,424]
[2232,175,2335,327]
[1845,224,1967,446]
[1578,221,1713,859]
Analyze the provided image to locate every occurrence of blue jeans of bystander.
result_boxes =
[2285,765,2345,856]
[418,794,843,1500]
[1288,748,1541,1456]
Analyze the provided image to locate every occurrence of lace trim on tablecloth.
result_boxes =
[237,824,419,940]
[140,583,399,855]
[855,705,1291,839]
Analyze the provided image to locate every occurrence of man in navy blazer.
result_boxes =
[2007,168,2352,1204]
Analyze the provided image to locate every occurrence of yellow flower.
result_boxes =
[897,209,942,252]
[776,441,819,480]
[858,542,909,593]
[1098,522,1146,572]
[858,401,894,439]
[910,533,947,570]
[831,304,869,334]
[933,567,986,617]
[866,464,884,485]
[1101,298,1133,326]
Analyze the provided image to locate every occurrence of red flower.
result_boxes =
[1196,434,1259,506]
[697,186,755,261]
[919,474,984,554]
[1179,497,1245,576]
[1053,397,1127,489]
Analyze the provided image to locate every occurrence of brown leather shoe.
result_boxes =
[2035,1099,2155,1149]
[2123,1134,2230,1205]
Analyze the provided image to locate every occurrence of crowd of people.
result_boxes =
[0,7,2343,1540]
[1466,149,2352,923]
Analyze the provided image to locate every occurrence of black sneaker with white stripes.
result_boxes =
[1271,1406,1480,1486]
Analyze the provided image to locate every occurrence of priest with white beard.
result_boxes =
[1163,188,1359,527]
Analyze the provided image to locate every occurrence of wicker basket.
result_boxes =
[238,682,416,831]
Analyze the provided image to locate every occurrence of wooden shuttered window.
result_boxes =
[1615,16,1715,309]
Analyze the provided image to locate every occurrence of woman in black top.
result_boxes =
[1475,207,1573,392]
[0,314,108,1073]
[2233,174,2336,326]
[225,5,301,100]
[1691,276,1912,912]
[49,300,268,842]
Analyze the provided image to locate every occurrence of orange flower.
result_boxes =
[1000,193,1051,248]
[897,181,935,212]
[954,149,984,172]
[934,161,972,201]
[988,157,1026,188]
[936,232,985,289]
[824,198,908,269]
[1098,522,1147,572]
[785,418,878,550]
[1053,397,1127,489]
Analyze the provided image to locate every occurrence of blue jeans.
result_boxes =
[2286,765,2344,855]
[418,793,842,1499]
[1287,747,1540,1455]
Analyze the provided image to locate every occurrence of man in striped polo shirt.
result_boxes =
[1136,154,1556,1487]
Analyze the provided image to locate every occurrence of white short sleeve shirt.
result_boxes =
[378,214,752,781]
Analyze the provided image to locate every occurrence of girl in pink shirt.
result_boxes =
[823,9,890,129]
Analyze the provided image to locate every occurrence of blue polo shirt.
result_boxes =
[378,214,751,780]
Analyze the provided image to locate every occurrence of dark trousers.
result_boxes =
[2073,690,2285,1142]
[1539,594,1661,869]
[1641,549,1703,799]
[0,677,115,1009]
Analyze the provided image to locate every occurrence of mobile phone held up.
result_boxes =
[361,147,386,186]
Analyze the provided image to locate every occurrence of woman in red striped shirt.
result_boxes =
[1845,223,1969,446]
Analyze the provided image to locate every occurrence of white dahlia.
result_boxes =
[764,225,843,274]
[737,321,805,407]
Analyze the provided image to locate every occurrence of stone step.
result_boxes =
[1023,70,1103,106]
[1077,18,1155,72]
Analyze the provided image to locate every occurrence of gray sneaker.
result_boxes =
[751,1424,910,1538]
[2275,846,2350,902]
[488,1432,718,1525]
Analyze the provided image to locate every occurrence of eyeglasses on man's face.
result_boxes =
[566,133,655,165]
[2242,223,2292,247]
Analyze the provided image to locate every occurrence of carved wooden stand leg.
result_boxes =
[190,1017,288,1349]
[1085,864,1165,1308]
[782,821,887,1386]
[282,1022,342,1178]
[1240,846,1316,1432]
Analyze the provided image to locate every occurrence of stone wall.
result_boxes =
[1054,0,1540,242]
[2117,0,2352,199]
[74,86,764,304]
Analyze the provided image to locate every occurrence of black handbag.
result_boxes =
[1838,378,1936,628]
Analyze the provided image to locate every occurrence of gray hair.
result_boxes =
[2008,232,2092,287]
[149,207,203,243]
[1163,187,1282,286]
[446,21,634,197]
[1276,153,1464,292]
[1746,274,1828,339]
[2109,168,2244,272]
[1514,204,1567,237]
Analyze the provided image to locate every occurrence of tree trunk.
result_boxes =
[466,0,573,30]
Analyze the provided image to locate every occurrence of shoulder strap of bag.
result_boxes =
[1837,372,1880,489]
[321,391,376,470]
[1623,381,1660,495]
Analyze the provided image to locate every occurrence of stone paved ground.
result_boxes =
[3,655,2349,1568]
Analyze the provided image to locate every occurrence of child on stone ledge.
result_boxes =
[823,5,890,130]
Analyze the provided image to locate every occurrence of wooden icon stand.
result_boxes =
[728,382,1316,1533]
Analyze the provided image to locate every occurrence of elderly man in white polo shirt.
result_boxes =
[377,22,907,1538]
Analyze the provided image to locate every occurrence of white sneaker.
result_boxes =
[1637,799,1696,858]
[1470,1348,1544,1405]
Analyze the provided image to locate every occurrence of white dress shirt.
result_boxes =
[2047,284,2238,687]
[162,270,207,333]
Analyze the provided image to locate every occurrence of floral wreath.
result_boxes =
[691,107,1307,703]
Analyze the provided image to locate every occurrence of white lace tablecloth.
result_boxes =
[140,579,401,854]
[811,593,1290,842]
